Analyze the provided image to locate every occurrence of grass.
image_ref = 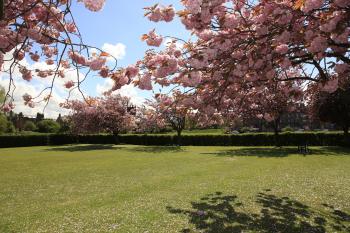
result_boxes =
[0,145,349,232]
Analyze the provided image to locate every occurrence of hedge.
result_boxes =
[0,132,348,148]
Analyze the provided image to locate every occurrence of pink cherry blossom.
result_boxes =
[334,0,350,7]
[0,0,113,108]
[22,94,33,104]
[80,0,105,12]
[143,30,163,47]
[69,51,87,65]
[308,36,328,53]
[65,22,77,33]
[126,65,139,78]
[99,67,110,78]
[275,44,289,54]
[2,103,14,113]
[148,7,162,22]
[302,0,324,13]
[146,5,175,22]
[161,6,176,22]
[0,35,10,49]
[15,51,25,61]
[64,81,75,89]
[264,113,274,122]
[67,94,135,135]
[322,78,339,93]
[87,57,106,71]
[30,53,40,62]
[138,73,153,90]
[20,67,33,82]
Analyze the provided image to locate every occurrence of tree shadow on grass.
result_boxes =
[202,148,295,158]
[45,144,122,152]
[202,147,350,158]
[125,146,185,154]
[167,191,350,233]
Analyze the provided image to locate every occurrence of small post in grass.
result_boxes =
[298,143,310,155]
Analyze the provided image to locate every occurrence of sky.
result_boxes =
[0,0,190,118]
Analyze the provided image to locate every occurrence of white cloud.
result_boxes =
[0,42,127,118]
[0,52,86,118]
[102,43,126,61]
[0,76,72,119]
[96,79,145,106]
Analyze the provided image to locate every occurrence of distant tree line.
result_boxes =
[0,111,69,134]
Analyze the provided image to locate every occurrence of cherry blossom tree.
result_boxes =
[139,1,349,88]
[243,81,304,136]
[149,92,193,144]
[135,105,166,134]
[114,0,350,126]
[0,0,124,112]
[65,94,136,143]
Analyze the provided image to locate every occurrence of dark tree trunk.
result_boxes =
[343,125,350,147]
[0,0,3,20]
[343,125,349,136]
[273,118,281,147]
[113,132,119,145]
[176,129,182,146]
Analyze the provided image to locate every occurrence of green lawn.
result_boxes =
[0,145,349,233]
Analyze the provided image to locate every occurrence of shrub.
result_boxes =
[58,121,71,134]
[0,135,49,147]
[282,126,294,132]
[238,127,252,133]
[0,132,347,148]
[50,134,76,145]
[37,120,60,133]
[6,121,16,134]
[0,114,7,134]
[0,114,16,134]
[24,121,37,132]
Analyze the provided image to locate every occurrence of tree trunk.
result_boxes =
[113,132,119,145]
[273,118,281,147]
[343,125,350,147]
[343,125,349,136]
[0,0,3,20]
[176,129,182,146]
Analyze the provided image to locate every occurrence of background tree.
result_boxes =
[56,114,63,125]
[0,112,15,134]
[150,92,193,145]
[251,82,303,137]
[0,113,8,134]
[185,112,200,131]
[35,113,45,123]
[66,94,136,143]
[135,106,166,134]
[311,87,350,136]
[57,115,71,134]
[6,120,15,134]
[23,121,37,132]
[37,119,60,133]
[16,112,24,132]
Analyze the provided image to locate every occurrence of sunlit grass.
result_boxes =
[0,145,349,232]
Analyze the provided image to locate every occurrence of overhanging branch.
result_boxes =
[0,0,3,20]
